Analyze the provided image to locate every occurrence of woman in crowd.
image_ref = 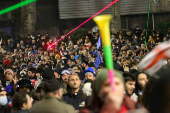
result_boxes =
[80,68,136,113]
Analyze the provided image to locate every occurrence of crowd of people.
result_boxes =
[0,27,170,113]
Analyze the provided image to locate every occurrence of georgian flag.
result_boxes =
[138,41,170,75]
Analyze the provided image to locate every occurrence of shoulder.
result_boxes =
[79,108,91,113]
[124,95,136,110]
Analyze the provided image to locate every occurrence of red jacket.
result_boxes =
[79,95,136,113]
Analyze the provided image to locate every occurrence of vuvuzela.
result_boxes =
[93,15,115,91]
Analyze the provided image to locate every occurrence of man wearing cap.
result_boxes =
[0,87,11,113]
[83,67,96,82]
[60,69,72,94]
[29,79,75,113]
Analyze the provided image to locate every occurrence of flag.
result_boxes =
[138,41,170,75]
[96,36,101,49]
[93,50,98,55]
[94,54,102,69]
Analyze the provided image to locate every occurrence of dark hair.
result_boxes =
[28,68,36,73]
[12,91,28,111]
[32,90,44,101]
[123,72,136,83]
[129,61,137,68]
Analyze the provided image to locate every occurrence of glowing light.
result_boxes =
[50,0,118,46]
[0,0,37,16]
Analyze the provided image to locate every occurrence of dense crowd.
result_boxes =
[0,27,170,113]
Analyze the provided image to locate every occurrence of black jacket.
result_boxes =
[63,88,86,110]
[0,105,11,113]
[13,110,29,113]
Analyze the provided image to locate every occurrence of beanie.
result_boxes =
[4,69,14,76]
[94,68,124,94]
[4,59,10,67]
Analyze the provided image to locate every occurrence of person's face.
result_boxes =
[23,67,27,72]
[168,59,170,64]
[88,54,92,58]
[0,91,7,97]
[125,81,135,95]
[69,75,81,89]
[42,42,45,46]
[24,94,32,110]
[51,61,54,65]
[62,73,70,84]
[136,59,140,63]
[36,73,41,79]
[79,50,82,55]
[73,67,79,73]
[138,73,148,90]
[81,63,86,67]
[54,72,59,78]
[6,72,13,81]
[67,60,71,65]
[71,55,74,59]
[28,71,32,77]
[71,62,75,66]
[85,74,95,81]
[44,52,48,56]
[35,60,38,63]
[98,77,124,102]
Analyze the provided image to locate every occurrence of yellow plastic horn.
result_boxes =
[93,14,114,89]
[93,15,112,46]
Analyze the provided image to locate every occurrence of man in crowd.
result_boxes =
[60,69,72,94]
[63,74,87,110]
[123,72,138,102]
[83,67,96,81]
[0,87,11,113]
[29,79,75,113]
[28,68,37,82]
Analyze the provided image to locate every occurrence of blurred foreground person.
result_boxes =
[12,91,32,113]
[0,87,11,113]
[148,73,170,113]
[80,68,136,113]
[29,79,75,113]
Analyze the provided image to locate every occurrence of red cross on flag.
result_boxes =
[138,41,170,75]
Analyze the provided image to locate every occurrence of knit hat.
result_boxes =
[4,69,14,76]
[24,54,28,57]
[43,79,64,93]
[94,68,124,94]
[54,69,60,73]
[60,69,71,76]
[83,67,96,77]
[3,59,10,67]
[20,64,27,69]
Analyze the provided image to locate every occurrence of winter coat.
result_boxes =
[29,96,75,113]
[79,95,136,113]
[0,105,11,113]
[63,87,87,110]
[13,110,29,113]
